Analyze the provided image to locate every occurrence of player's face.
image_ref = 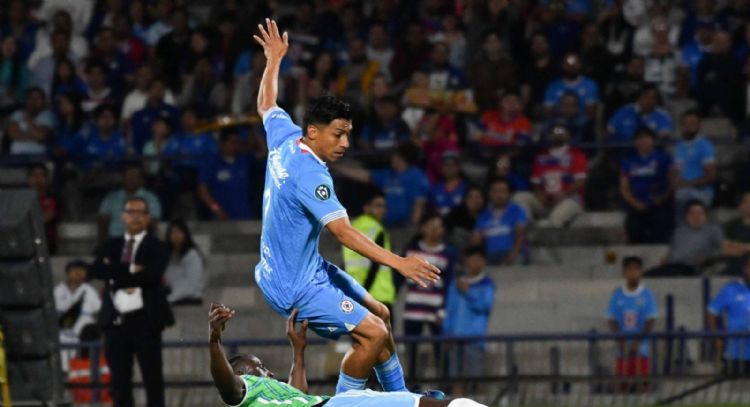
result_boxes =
[235,356,275,378]
[365,197,386,222]
[623,264,642,286]
[309,119,352,162]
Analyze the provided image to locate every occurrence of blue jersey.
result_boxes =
[620,151,671,207]
[674,136,716,196]
[372,167,429,226]
[543,76,600,116]
[607,104,674,144]
[199,154,251,219]
[607,285,658,356]
[474,203,528,257]
[429,180,468,216]
[163,132,218,168]
[708,281,750,360]
[254,107,349,310]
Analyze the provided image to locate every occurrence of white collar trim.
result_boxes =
[299,140,326,166]
[124,230,147,245]
[622,283,645,297]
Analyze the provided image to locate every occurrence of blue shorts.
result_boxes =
[282,262,370,340]
[324,390,421,407]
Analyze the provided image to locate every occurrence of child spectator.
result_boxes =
[443,246,496,395]
[607,256,658,392]
[54,260,101,349]
[707,255,750,375]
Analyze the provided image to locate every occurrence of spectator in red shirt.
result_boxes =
[514,125,588,227]
[28,163,60,253]
[473,92,532,147]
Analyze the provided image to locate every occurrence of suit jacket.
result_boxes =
[92,233,174,331]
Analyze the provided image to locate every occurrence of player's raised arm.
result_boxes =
[208,303,244,406]
[326,217,441,288]
[286,309,309,393]
[254,18,289,117]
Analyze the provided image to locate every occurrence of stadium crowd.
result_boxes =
[3,0,750,401]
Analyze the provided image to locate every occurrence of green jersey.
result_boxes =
[231,375,330,407]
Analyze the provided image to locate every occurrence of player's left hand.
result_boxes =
[398,255,441,288]
[286,309,308,350]
[209,303,235,343]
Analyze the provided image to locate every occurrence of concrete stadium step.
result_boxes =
[529,244,669,269]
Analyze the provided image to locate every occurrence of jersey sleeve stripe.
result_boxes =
[320,209,348,226]
[262,106,287,127]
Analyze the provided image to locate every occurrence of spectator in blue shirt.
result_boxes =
[607,256,658,390]
[359,96,411,151]
[162,107,218,169]
[443,245,496,394]
[674,110,716,218]
[336,143,429,227]
[543,52,600,121]
[471,177,528,265]
[130,79,180,153]
[607,84,674,145]
[707,255,750,375]
[681,22,716,87]
[429,152,468,216]
[74,104,126,170]
[620,128,674,244]
[198,129,251,220]
[544,91,595,146]
[52,92,85,157]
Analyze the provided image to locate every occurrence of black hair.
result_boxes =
[685,199,707,215]
[361,186,385,207]
[219,127,240,143]
[302,95,352,136]
[394,142,420,166]
[639,83,661,99]
[165,219,200,260]
[55,92,85,133]
[26,86,46,99]
[94,103,117,119]
[65,259,89,274]
[27,162,48,176]
[487,176,514,193]
[681,108,701,120]
[123,196,149,213]
[622,256,643,268]
[375,95,399,106]
[419,211,444,227]
[52,58,80,91]
[464,245,487,258]
[228,354,245,370]
[634,126,656,139]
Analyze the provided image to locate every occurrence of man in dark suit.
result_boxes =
[92,196,173,407]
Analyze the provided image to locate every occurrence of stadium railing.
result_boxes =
[60,330,750,407]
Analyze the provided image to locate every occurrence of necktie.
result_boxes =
[121,238,134,264]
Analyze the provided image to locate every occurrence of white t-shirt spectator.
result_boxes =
[9,108,55,154]
[53,281,101,338]
[121,88,175,120]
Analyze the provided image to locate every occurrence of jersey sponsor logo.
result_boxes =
[268,147,289,188]
[340,300,354,314]
[315,184,331,201]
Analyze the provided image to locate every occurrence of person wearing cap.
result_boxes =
[513,125,588,227]
[619,127,673,243]
[429,152,468,216]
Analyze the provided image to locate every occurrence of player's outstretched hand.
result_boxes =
[286,309,308,351]
[209,303,236,343]
[253,18,288,62]
[398,255,441,288]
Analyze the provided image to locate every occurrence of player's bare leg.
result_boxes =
[336,313,389,393]
[360,294,410,392]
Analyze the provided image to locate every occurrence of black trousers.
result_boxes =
[625,205,673,244]
[404,320,442,381]
[104,312,165,407]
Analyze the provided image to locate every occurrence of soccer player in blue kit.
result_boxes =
[252,19,442,395]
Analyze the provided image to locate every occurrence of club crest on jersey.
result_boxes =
[315,184,331,201]
[340,300,354,314]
